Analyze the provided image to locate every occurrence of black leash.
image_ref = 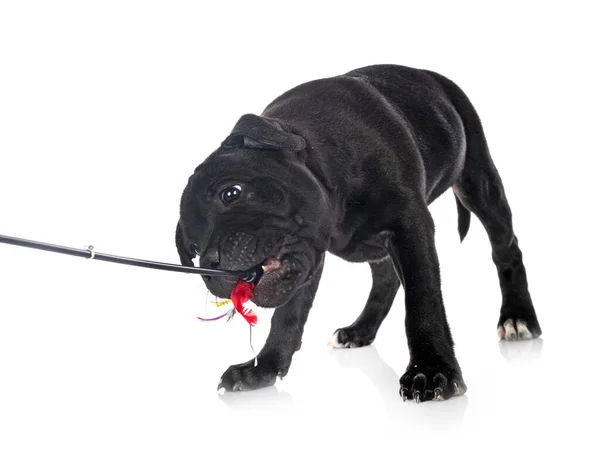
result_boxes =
[0,234,262,282]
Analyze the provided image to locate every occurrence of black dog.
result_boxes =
[176,64,541,402]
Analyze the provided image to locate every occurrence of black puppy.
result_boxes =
[176,65,541,402]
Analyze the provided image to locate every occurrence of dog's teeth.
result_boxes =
[261,259,282,273]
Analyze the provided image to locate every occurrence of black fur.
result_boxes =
[177,64,541,401]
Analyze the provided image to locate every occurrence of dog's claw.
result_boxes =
[434,388,443,401]
[453,381,460,394]
[217,380,224,391]
[401,388,408,401]
[414,392,421,404]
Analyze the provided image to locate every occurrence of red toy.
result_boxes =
[197,280,258,326]
[230,281,258,326]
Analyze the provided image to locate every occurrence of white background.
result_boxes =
[1,1,598,449]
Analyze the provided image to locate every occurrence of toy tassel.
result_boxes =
[249,325,258,367]
[197,312,229,322]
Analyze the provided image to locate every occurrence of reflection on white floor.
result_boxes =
[213,330,581,450]
[218,345,471,445]
[499,337,544,362]
[216,335,550,443]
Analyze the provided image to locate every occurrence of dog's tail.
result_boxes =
[454,193,471,242]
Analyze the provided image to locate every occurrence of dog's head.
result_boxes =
[176,114,329,308]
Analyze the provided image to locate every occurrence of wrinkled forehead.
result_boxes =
[192,149,290,189]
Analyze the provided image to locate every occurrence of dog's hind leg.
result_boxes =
[451,111,541,339]
[429,70,542,341]
[329,258,400,348]
[453,164,542,340]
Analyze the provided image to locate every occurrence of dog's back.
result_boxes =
[264,64,471,202]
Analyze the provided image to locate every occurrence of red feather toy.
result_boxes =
[230,281,258,326]
[197,280,258,326]
[196,280,259,366]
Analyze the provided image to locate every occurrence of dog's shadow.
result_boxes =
[329,345,469,425]
[218,385,294,414]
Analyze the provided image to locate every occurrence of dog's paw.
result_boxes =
[328,326,375,349]
[399,362,466,403]
[218,358,281,392]
[497,318,541,341]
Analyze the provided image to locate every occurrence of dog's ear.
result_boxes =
[222,114,305,152]
[175,220,195,267]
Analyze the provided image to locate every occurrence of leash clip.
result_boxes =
[86,245,96,259]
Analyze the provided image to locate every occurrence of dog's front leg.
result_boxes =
[218,256,324,392]
[387,199,467,402]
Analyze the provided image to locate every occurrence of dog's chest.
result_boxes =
[329,230,390,263]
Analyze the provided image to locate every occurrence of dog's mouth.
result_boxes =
[202,236,313,308]
[242,255,304,308]
[241,258,281,283]
[250,257,286,289]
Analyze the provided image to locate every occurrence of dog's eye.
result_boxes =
[220,185,242,205]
